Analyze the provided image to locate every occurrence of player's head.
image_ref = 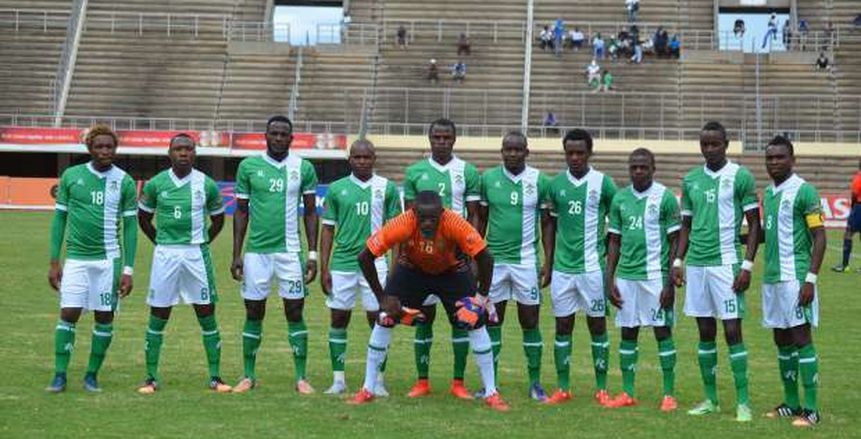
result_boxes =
[628,147,655,191]
[349,138,376,180]
[168,133,196,170]
[85,124,119,168]
[414,190,443,238]
[265,115,293,156]
[501,131,528,173]
[765,135,795,182]
[428,118,456,163]
[699,121,729,168]
[562,128,593,176]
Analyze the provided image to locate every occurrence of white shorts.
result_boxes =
[147,245,216,307]
[60,258,119,312]
[762,280,819,329]
[241,252,306,300]
[614,278,672,328]
[327,263,388,311]
[550,270,606,317]
[683,265,744,320]
[488,263,540,305]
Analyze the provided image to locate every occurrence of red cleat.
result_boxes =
[544,389,573,405]
[594,389,611,406]
[347,388,375,405]
[660,395,678,412]
[605,392,638,408]
[407,378,431,398]
[485,391,510,412]
[449,379,473,400]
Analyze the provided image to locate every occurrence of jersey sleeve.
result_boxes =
[300,159,318,195]
[366,211,415,257]
[138,178,157,213]
[662,190,682,234]
[548,178,560,217]
[680,177,692,217]
[607,194,622,235]
[441,210,487,257]
[538,172,552,209]
[121,175,138,217]
[205,177,225,215]
[55,170,70,211]
[385,180,403,221]
[602,175,618,212]
[478,172,489,206]
[798,183,824,229]
[234,159,251,200]
[465,164,481,202]
[321,184,338,226]
[737,168,759,212]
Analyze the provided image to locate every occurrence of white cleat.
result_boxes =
[373,381,390,398]
[324,381,348,395]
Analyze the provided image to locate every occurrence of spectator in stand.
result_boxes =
[544,112,559,135]
[427,59,439,84]
[539,25,553,51]
[814,52,831,72]
[798,19,809,50]
[569,27,585,51]
[600,69,615,93]
[654,27,668,57]
[629,38,643,64]
[554,19,565,56]
[642,36,655,55]
[397,25,408,49]
[586,59,602,88]
[593,33,605,59]
[457,33,471,56]
[608,36,621,60]
[734,19,746,38]
[782,20,792,50]
[451,61,467,83]
[669,34,681,58]
[626,0,640,23]
[762,13,778,49]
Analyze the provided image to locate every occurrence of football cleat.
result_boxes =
[484,391,510,412]
[736,403,753,422]
[529,383,549,402]
[231,377,256,393]
[136,378,158,395]
[373,379,389,398]
[295,379,315,395]
[45,374,67,393]
[660,395,679,412]
[791,409,820,427]
[687,400,720,416]
[209,377,232,393]
[324,380,348,395]
[831,264,849,273]
[605,392,638,408]
[544,389,573,405]
[449,379,473,400]
[594,389,611,406]
[765,403,800,419]
[347,388,375,405]
[407,378,431,398]
[83,373,102,393]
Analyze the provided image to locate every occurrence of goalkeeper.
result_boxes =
[347,191,509,411]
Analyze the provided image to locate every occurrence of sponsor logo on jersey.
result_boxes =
[257,170,264,177]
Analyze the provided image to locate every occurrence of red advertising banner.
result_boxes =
[229,132,347,150]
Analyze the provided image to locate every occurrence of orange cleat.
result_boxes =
[407,378,432,398]
[484,391,510,412]
[295,379,315,395]
[660,395,678,412]
[544,389,573,405]
[594,389,611,406]
[136,379,157,395]
[605,392,638,408]
[449,379,473,400]
[231,377,256,393]
[347,388,375,405]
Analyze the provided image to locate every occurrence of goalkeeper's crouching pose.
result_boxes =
[347,191,509,411]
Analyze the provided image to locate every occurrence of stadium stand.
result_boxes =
[215,50,296,123]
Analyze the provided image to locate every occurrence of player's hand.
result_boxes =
[607,280,623,309]
[230,256,244,281]
[540,264,552,288]
[304,259,317,284]
[118,274,133,298]
[671,266,685,287]
[475,294,498,324]
[48,261,62,291]
[660,284,675,309]
[383,295,401,317]
[320,268,332,296]
[732,269,751,293]
[798,282,816,307]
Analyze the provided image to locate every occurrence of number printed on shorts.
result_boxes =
[99,292,112,307]
[650,308,664,322]
[795,306,804,320]
[590,299,605,312]
[724,299,737,314]
[529,287,539,301]
[286,280,303,296]
[568,200,582,215]
[200,287,209,301]
[269,178,284,193]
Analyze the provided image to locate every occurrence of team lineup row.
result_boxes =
[45,117,823,427]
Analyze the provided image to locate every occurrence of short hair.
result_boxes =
[428,118,457,136]
[266,115,293,133]
[766,135,794,156]
[85,124,118,147]
[701,121,728,142]
[502,130,527,146]
[415,190,442,209]
[562,128,593,152]
[349,138,375,154]
[170,133,195,148]
[629,147,655,166]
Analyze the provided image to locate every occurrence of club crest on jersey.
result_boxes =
[721,178,732,189]
[781,198,792,211]
[375,189,383,198]
[647,203,659,217]
[454,174,463,184]
[525,183,535,195]
[588,189,599,203]
[108,181,119,192]
[194,189,203,200]
[421,173,429,180]
[289,170,299,181]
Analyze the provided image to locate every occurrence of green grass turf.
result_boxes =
[1,211,859,438]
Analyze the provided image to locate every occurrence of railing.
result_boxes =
[82,11,229,38]
[382,19,528,44]
[682,29,837,52]
[316,22,379,47]
[52,0,87,126]
[0,8,69,32]
[227,20,290,42]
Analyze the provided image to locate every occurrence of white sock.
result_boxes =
[362,324,392,391]
[376,371,385,386]
[333,371,345,383]
[469,326,496,397]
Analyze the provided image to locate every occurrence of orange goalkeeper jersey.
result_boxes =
[366,209,486,274]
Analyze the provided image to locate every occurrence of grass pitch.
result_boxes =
[1,211,859,438]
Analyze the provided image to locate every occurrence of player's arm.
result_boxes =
[320,223,335,296]
[733,172,761,293]
[801,186,827,306]
[137,180,158,244]
[473,247,494,297]
[120,177,138,298]
[231,199,249,281]
[540,208,555,288]
[466,200,481,231]
[662,191,682,308]
[466,165,482,230]
[206,177,225,243]
[605,196,622,308]
[137,210,157,244]
[302,192,319,283]
[48,176,69,291]
[672,182,692,287]
[209,213,225,243]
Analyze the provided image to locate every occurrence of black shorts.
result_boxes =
[849,204,861,232]
[385,263,476,318]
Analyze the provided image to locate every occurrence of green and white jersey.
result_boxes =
[403,156,480,217]
[322,174,402,272]
[762,174,822,284]
[608,182,681,280]
[480,165,551,266]
[139,168,225,245]
[235,153,318,253]
[55,162,137,260]
[548,168,617,274]
[681,161,758,266]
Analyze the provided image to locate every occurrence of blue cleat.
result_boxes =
[83,373,102,392]
[529,382,549,402]
[45,374,67,393]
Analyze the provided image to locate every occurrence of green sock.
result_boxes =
[554,334,572,391]
[777,345,800,409]
[729,343,750,405]
[144,316,168,381]
[288,320,308,381]
[198,314,221,379]
[329,327,347,373]
[619,339,639,397]
[523,328,543,386]
[798,344,819,411]
[86,323,113,376]
[697,341,719,404]
[487,325,502,377]
[241,319,262,380]
[414,323,433,379]
[54,320,76,376]
[658,337,677,396]
[591,333,609,390]
[452,327,469,380]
